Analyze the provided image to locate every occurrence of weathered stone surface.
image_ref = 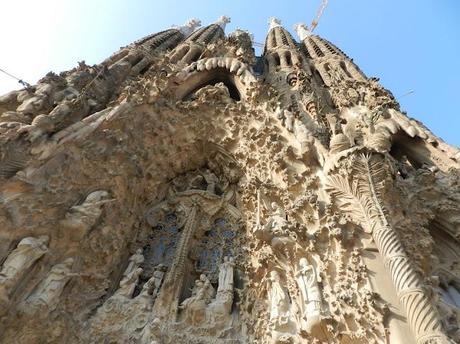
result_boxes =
[0,16,458,344]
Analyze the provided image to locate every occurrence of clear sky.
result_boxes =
[1,1,458,146]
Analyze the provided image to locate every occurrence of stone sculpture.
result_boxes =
[217,256,234,293]
[125,248,145,278]
[180,274,215,325]
[0,236,49,298]
[268,270,290,330]
[295,257,322,331]
[117,267,143,298]
[60,190,111,240]
[24,258,76,312]
[294,23,312,41]
[150,264,167,298]
[0,13,458,344]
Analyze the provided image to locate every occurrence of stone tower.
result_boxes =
[0,16,458,344]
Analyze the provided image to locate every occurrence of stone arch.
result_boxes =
[174,57,257,101]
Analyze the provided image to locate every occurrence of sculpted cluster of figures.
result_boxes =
[88,245,236,343]
[0,191,111,318]
[254,200,324,342]
[179,256,235,327]
[268,259,322,339]
[0,236,75,315]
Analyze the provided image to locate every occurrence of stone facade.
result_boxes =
[0,16,459,344]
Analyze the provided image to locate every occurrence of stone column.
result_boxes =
[326,153,450,344]
[153,201,198,320]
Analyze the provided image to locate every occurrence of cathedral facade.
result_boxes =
[0,16,459,344]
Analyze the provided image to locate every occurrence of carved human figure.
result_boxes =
[150,264,167,297]
[0,236,49,294]
[125,249,145,278]
[203,169,220,194]
[61,190,110,239]
[25,258,76,311]
[295,258,322,331]
[140,317,162,344]
[267,270,290,329]
[206,257,235,323]
[266,202,289,236]
[179,274,215,325]
[117,267,143,298]
[217,256,235,293]
[266,203,297,254]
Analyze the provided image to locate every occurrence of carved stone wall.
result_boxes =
[0,16,458,344]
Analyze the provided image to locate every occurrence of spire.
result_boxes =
[268,17,282,30]
[173,18,202,37]
[294,23,312,41]
[214,16,231,31]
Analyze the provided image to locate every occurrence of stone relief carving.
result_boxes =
[60,190,111,241]
[22,258,76,313]
[268,270,291,330]
[295,258,322,332]
[0,236,49,301]
[0,15,458,344]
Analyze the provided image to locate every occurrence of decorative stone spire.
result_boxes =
[230,28,254,42]
[294,23,312,41]
[214,15,231,30]
[173,18,202,37]
[268,17,282,30]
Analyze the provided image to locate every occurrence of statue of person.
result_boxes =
[217,256,235,294]
[0,236,49,292]
[139,264,166,301]
[266,202,288,236]
[196,273,215,302]
[207,258,235,322]
[267,270,290,329]
[151,264,167,297]
[295,258,322,331]
[117,267,143,298]
[25,258,77,311]
[125,249,145,278]
[203,169,220,194]
[138,276,156,299]
[60,190,111,239]
[140,317,162,344]
[179,274,215,324]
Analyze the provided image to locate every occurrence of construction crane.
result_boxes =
[310,0,329,32]
[252,1,329,50]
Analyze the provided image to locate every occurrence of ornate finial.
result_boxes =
[294,23,312,41]
[173,18,202,37]
[268,17,282,30]
[229,28,254,42]
[215,15,231,30]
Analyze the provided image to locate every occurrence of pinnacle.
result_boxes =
[294,23,312,41]
[214,15,231,31]
[268,17,282,30]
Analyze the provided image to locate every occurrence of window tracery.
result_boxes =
[142,213,180,277]
[194,218,236,281]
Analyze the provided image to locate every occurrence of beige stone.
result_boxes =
[0,15,458,344]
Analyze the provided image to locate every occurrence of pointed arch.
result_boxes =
[174,58,257,101]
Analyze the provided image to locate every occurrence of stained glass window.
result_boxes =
[195,218,236,281]
[142,213,180,277]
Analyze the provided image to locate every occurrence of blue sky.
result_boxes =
[1,0,458,146]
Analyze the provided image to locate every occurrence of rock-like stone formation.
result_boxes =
[0,16,458,344]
